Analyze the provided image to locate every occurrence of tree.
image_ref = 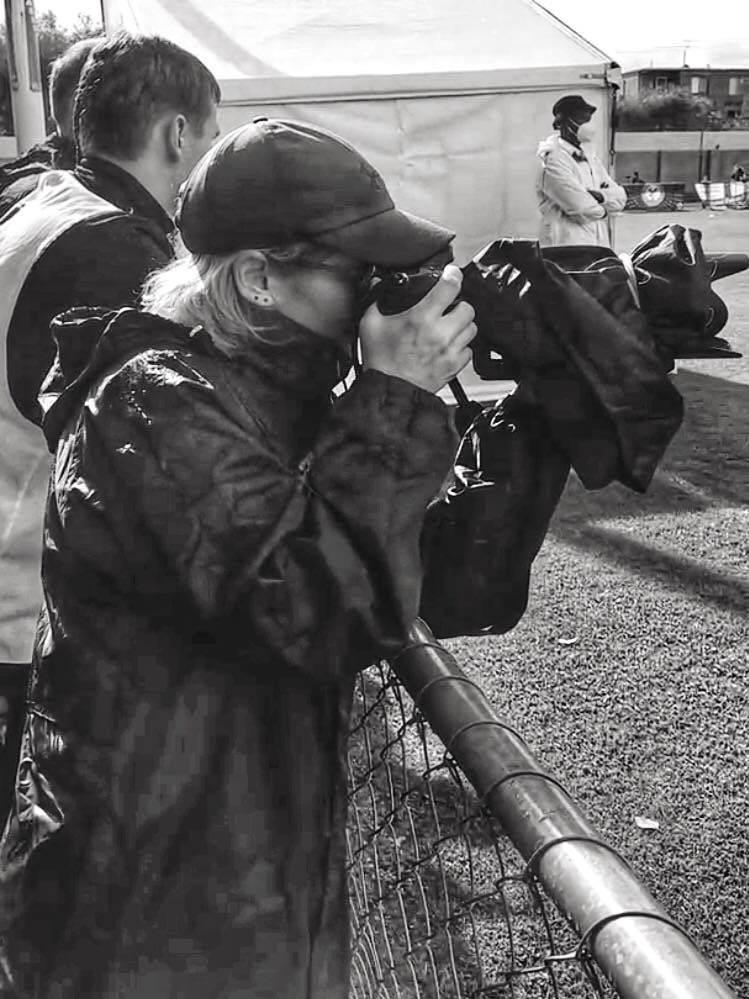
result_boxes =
[617,88,714,131]
[0,8,103,136]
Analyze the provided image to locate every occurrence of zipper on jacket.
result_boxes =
[298,453,314,491]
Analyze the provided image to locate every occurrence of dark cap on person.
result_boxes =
[552,94,597,118]
[177,117,455,267]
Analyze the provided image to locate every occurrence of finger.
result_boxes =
[358,299,395,335]
[448,300,476,328]
[443,321,477,356]
[448,347,473,378]
[440,331,475,369]
[415,264,464,315]
[452,321,478,351]
[434,302,476,342]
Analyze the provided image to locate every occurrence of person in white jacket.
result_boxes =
[536,94,626,247]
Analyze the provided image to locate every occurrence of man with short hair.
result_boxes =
[0,31,221,665]
[535,94,626,247]
[49,36,101,155]
[0,36,101,188]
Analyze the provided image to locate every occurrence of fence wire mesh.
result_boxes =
[346,663,618,999]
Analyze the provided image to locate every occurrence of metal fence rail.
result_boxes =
[346,664,612,998]
[346,621,736,999]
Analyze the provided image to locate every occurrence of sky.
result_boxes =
[39,0,749,70]
[38,0,102,28]
[537,0,749,68]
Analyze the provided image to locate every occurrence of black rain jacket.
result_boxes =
[0,305,566,999]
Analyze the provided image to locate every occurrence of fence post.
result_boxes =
[390,618,737,999]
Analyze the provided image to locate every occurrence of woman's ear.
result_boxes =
[233,250,275,308]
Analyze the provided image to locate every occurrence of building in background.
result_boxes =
[622,67,749,127]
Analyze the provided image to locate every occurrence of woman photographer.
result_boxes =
[0,119,477,998]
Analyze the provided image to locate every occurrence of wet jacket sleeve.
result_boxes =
[92,361,457,679]
[540,147,607,222]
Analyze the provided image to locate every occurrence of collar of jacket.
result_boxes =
[233,312,352,400]
[558,137,587,162]
[74,156,174,236]
[45,133,76,170]
[40,306,348,451]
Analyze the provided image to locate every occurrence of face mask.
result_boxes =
[575,121,596,144]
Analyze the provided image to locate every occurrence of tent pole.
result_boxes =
[100,0,112,33]
[4,0,46,154]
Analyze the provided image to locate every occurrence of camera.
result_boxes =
[363,228,744,393]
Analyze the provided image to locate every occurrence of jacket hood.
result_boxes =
[537,134,559,159]
[39,308,201,451]
[40,307,349,452]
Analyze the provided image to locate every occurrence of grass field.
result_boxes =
[448,209,749,994]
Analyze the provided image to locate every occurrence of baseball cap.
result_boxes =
[177,117,455,267]
[552,94,597,118]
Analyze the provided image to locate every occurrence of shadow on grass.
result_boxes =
[550,371,749,613]
[545,369,748,607]
[553,368,749,527]
[655,368,748,509]
[552,521,748,615]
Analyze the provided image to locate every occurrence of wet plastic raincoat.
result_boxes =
[0,306,565,998]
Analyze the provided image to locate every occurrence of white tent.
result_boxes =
[102,0,620,397]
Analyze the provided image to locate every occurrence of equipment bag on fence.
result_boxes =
[420,387,571,639]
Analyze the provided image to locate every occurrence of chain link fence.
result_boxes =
[346,662,617,999]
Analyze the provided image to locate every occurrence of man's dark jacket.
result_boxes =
[0,156,173,426]
[0,132,75,191]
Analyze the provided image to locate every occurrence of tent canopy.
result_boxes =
[102,0,613,97]
[101,0,618,260]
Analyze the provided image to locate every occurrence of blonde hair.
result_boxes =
[141,240,313,357]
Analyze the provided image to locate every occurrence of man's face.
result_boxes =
[572,109,594,128]
[180,104,221,184]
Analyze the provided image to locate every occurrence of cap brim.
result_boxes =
[314,208,455,267]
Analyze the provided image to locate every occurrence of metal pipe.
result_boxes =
[390,619,736,999]
[4,0,46,154]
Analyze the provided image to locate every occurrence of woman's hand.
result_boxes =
[359,265,477,393]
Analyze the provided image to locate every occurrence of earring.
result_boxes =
[251,292,274,307]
